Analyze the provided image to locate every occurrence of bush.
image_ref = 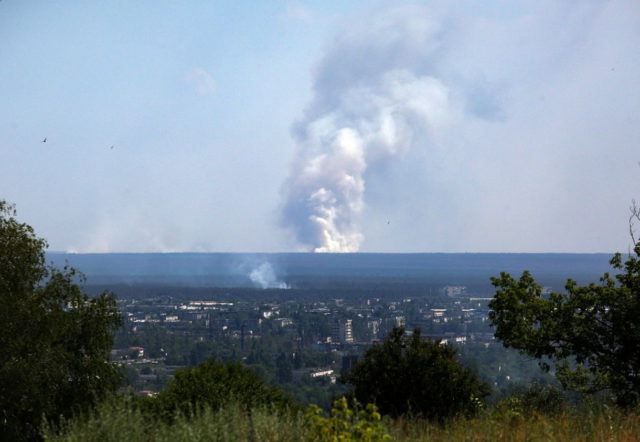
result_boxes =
[306,397,391,441]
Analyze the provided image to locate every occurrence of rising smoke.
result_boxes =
[249,262,290,289]
[280,7,457,252]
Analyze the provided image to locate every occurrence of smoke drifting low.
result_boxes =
[281,8,456,252]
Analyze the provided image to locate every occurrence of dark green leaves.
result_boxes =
[489,243,640,407]
[343,327,490,421]
[0,200,122,441]
[155,359,296,419]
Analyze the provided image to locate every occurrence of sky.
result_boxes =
[1,0,638,253]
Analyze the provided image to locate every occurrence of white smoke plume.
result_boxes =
[249,262,290,289]
[280,7,456,252]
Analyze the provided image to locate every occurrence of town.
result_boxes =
[110,284,545,406]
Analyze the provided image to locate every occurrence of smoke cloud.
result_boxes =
[249,262,290,289]
[281,1,640,253]
[281,7,458,252]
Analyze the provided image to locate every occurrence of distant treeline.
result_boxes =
[49,252,612,291]
[84,283,452,303]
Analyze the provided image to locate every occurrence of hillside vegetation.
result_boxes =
[45,395,640,441]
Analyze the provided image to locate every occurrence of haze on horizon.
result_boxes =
[1,1,638,254]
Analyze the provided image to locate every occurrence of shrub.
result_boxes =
[306,397,391,441]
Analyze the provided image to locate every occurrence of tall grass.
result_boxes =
[389,407,640,441]
[45,398,640,441]
[43,397,307,442]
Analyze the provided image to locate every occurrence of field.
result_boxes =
[45,397,640,442]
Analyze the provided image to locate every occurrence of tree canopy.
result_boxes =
[0,201,122,440]
[155,358,296,418]
[342,327,490,420]
[489,239,640,407]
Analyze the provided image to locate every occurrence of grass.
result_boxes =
[389,409,640,441]
[43,397,307,442]
[44,397,640,442]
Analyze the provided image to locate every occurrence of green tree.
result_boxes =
[0,201,122,440]
[155,358,295,419]
[342,327,490,420]
[489,237,640,406]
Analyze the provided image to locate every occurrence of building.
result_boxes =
[380,315,406,336]
[332,318,354,343]
[367,319,380,340]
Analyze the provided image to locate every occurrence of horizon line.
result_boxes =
[46,250,619,255]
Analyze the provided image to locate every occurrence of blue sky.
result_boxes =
[1,1,639,253]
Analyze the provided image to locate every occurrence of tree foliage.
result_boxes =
[0,201,122,440]
[342,327,490,420]
[155,358,296,419]
[489,239,640,407]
